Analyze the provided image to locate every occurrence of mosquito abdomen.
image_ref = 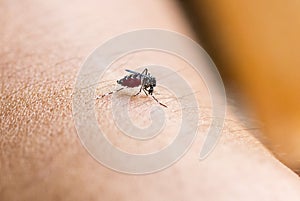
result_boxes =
[117,75,141,88]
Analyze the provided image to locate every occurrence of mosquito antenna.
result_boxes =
[95,87,125,99]
[151,94,167,108]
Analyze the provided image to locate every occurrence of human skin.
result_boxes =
[1,0,300,201]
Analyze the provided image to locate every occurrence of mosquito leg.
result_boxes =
[134,77,145,96]
[151,94,167,108]
[133,68,149,96]
[143,88,148,96]
[96,87,124,99]
[144,68,148,75]
[140,68,148,76]
[134,86,142,96]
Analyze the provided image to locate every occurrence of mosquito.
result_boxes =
[96,68,167,108]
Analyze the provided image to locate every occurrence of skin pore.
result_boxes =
[1,0,300,200]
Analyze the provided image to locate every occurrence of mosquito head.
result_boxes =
[142,76,155,95]
[146,86,151,95]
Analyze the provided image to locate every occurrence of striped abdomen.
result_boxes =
[117,74,142,88]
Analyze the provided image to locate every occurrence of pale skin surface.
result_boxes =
[1,0,300,201]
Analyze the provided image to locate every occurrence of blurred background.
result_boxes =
[180,0,300,173]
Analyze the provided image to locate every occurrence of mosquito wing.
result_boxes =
[125,69,149,79]
[125,69,140,75]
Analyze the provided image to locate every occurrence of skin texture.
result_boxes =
[1,0,300,201]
